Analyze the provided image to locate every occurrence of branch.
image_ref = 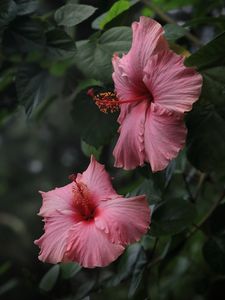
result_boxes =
[141,0,203,47]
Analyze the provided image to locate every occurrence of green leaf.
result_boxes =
[151,199,196,236]
[128,247,147,298]
[205,204,225,235]
[163,24,187,41]
[17,0,38,16]
[99,0,130,29]
[3,18,45,54]
[0,0,17,28]
[55,4,97,27]
[186,104,225,173]
[200,67,225,117]
[73,278,96,300]
[0,279,18,296]
[16,64,58,116]
[107,244,144,287]
[60,262,81,280]
[186,66,225,173]
[203,236,225,274]
[75,27,131,83]
[81,140,103,160]
[39,265,60,292]
[185,32,225,69]
[129,179,161,204]
[45,29,76,60]
[71,90,118,147]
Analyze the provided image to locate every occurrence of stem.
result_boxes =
[187,189,225,238]
[141,0,203,47]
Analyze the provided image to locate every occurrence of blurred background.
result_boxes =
[1,0,225,299]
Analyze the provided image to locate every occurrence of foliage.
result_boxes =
[0,0,225,300]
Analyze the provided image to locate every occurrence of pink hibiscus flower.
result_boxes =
[35,156,150,268]
[110,17,202,172]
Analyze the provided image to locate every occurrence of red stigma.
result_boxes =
[87,88,145,113]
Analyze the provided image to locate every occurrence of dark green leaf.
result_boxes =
[72,90,118,147]
[99,0,130,29]
[185,32,225,69]
[0,279,18,296]
[16,64,58,116]
[151,199,196,236]
[81,140,103,160]
[74,278,96,300]
[206,204,225,235]
[75,27,131,83]
[55,4,97,27]
[203,236,225,274]
[60,262,81,280]
[128,247,147,298]
[17,0,38,15]
[129,179,161,204]
[3,18,45,54]
[200,67,225,117]
[39,265,60,292]
[186,104,225,173]
[163,24,187,41]
[107,244,144,287]
[45,29,76,60]
[0,0,17,28]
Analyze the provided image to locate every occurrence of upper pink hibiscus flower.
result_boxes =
[111,17,202,172]
[35,156,150,268]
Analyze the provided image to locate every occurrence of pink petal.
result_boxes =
[143,50,202,113]
[65,221,124,268]
[112,54,142,124]
[35,211,78,264]
[144,103,187,172]
[112,17,168,124]
[38,183,75,217]
[119,17,168,82]
[78,156,118,201]
[113,101,148,170]
[95,195,150,245]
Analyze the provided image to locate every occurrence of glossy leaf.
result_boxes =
[60,262,81,280]
[99,0,130,29]
[17,0,38,16]
[0,0,17,28]
[186,104,225,173]
[39,265,60,292]
[107,244,144,287]
[185,32,225,69]
[16,64,58,116]
[128,246,147,298]
[163,24,187,40]
[151,199,196,236]
[55,4,97,27]
[75,27,131,83]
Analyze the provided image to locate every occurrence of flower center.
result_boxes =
[69,174,96,220]
[87,88,144,114]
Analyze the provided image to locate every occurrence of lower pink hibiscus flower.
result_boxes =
[35,156,150,268]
